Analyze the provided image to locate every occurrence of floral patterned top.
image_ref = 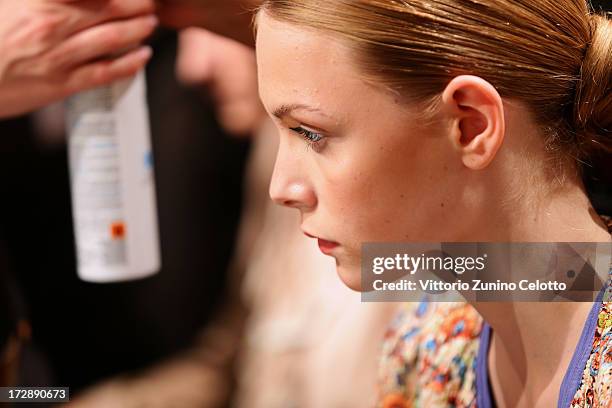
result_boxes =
[378,219,612,408]
[378,301,483,407]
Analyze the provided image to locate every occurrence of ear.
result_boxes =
[441,75,505,170]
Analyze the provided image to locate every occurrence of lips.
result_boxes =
[317,238,339,254]
[303,231,339,255]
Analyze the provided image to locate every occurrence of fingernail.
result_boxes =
[138,46,153,60]
[147,15,159,26]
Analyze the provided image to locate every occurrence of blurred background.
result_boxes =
[0,29,251,391]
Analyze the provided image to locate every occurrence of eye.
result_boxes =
[289,126,325,149]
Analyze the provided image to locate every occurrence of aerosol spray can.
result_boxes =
[66,71,161,282]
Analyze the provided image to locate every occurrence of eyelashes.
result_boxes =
[289,126,325,150]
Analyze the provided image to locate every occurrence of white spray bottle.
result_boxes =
[66,71,161,282]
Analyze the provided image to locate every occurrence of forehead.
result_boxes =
[255,12,348,68]
[255,12,371,111]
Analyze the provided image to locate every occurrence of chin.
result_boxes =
[335,262,363,292]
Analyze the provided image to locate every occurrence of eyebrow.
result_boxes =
[272,103,328,119]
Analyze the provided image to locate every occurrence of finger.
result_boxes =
[60,0,157,35]
[0,46,151,118]
[64,0,156,17]
[48,14,158,70]
[63,45,152,95]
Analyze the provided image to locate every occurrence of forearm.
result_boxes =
[158,0,262,46]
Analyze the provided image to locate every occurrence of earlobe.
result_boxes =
[441,75,505,170]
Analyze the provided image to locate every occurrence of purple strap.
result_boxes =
[476,322,493,408]
[557,288,604,408]
[475,286,604,408]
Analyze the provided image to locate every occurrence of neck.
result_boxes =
[465,175,610,406]
[459,172,610,242]
[482,301,594,407]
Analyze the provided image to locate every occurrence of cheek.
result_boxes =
[319,130,454,241]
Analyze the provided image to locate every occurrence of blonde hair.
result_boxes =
[259,0,611,172]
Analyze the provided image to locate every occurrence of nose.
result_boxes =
[269,143,317,210]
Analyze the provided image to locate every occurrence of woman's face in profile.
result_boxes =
[256,13,467,290]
